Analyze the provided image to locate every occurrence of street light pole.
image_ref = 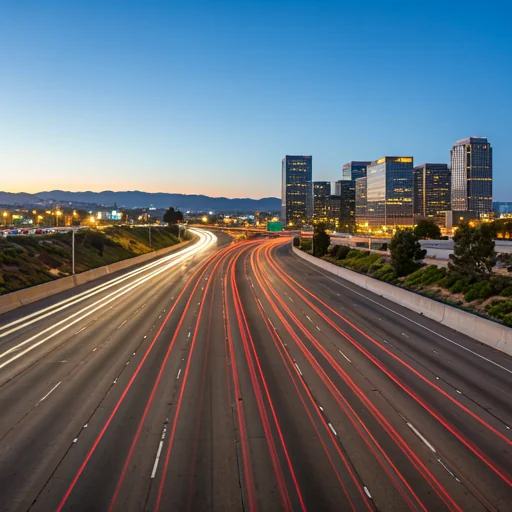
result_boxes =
[72,227,76,275]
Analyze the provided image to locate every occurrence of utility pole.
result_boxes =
[149,224,152,248]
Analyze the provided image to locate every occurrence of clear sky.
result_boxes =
[1,0,510,199]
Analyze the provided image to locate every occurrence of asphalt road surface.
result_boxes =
[0,230,511,511]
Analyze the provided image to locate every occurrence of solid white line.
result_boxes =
[407,422,436,453]
[338,349,351,363]
[301,263,512,375]
[39,381,61,402]
[151,441,164,478]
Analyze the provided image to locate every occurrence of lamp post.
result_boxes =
[72,227,76,275]
[2,211,8,227]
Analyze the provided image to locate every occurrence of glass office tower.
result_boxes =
[342,161,371,181]
[281,155,313,225]
[313,181,331,223]
[366,157,414,232]
[413,163,451,224]
[450,137,492,216]
[334,180,356,233]
[355,177,367,232]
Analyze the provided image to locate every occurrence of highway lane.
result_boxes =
[0,233,511,511]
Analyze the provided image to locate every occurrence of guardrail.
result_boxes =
[293,246,512,357]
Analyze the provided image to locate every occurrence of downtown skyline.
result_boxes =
[1,0,511,199]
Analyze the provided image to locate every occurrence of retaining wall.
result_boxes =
[293,246,511,356]
[0,240,191,316]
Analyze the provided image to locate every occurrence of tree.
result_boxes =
[163,207,183,225]
[414,219,441,240]
[313,223,330,257]
[448,222,496,279]
[389,228,426,277]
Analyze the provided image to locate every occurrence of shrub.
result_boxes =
[403,265,446,288]
[504,314,512,328]
[346,249,362,259]
[301,240,312,252]
[439,273,458,289]
[500,286,512,297]
[450,279,469,294]
[485,300,512,320]
[335,245,351,260]
[373,264,396,282]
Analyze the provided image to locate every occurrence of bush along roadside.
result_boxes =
[301,222,512,326]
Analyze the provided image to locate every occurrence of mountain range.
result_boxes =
[0,190,281,212]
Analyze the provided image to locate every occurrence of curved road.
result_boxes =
[0,231,511,511]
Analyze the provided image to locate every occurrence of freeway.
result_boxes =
[0,231,511,511]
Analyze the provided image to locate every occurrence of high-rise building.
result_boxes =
[313,181,331,223]
[450,137,492,216]
[334,180,356,233]
[366,156,414,232]
[355,177,367,232]
[281,155,313,225]
[413,163,451,224]
[342,161,371,181]
[326,195,341,230]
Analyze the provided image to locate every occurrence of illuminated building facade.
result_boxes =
[413,163,451,224]
[326,195,341,230]
[335,180,356,233]
[366,156,414,232]
[355,177,367,232]
[281,155,313,225]
[450,137,492,216]
[313,181,331,223]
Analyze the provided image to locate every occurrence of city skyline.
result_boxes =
[1,1,511,199]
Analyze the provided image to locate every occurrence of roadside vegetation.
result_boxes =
[297,221,512,326]
[0,226,188,295]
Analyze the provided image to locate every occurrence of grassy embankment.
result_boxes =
[0,226,187,295]
[301,242,512,327]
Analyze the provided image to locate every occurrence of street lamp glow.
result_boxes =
[202,216,208,223]
[90,216,96,223]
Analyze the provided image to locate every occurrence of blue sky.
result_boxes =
[1,0,510,199]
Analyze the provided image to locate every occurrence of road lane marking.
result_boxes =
[338,349,351,363]
[177,369,182,379]
[364,487,372,499]
[151,426,167,478]
[407,422,436,453]
[328,423,337,436]
[294,363,302,376]
[39,381,61,402]
[75,327,87,335]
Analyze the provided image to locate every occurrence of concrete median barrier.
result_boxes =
[293,246,512,356]
[0,240,192,317]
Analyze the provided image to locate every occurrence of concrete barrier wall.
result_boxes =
[293,246,512,357]
[0,240,191,316]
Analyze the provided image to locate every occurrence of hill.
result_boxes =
[34,190,281,211]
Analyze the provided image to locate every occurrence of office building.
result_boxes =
[342,161,371,181]
[281,155,313,225]
[366,156,414,232]
[313,181,331,223]
[493,202,512,216]
[326,195,341,230]
[413,163,451,224]
[450,137,492,216]
[334,180,356,233]
[355,177,367,232]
